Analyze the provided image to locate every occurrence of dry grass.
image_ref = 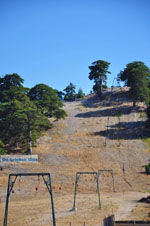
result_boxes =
[0,88,150,225]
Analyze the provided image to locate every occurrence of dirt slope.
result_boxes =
[0,88,150,225]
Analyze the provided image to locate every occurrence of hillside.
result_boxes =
[0,87,150,225]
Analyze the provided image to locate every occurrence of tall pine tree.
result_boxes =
[88,60,111,95]
[118,62,150,106]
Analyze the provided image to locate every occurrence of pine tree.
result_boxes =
[76,88,85,98]
[88,60,111,95]
[0,75,66,153]
[64,83,76,100]
[0,95,51,154]
[0,73,25,102]
[28,84,67,119]
[118,61,150,106]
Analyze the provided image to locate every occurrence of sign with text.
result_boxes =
[1,155,38,163]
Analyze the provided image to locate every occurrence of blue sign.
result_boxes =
[1,155,38,163]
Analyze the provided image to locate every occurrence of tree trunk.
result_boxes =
[99,77,103,95]
[29,141,32,155]
[27,111,32,155]
[27,134,32,155]
[133,100,136,107]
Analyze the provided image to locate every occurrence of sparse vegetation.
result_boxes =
[142,138,150,151]
[1,88,150,224]
[140,112,145,118]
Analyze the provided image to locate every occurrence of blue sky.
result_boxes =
[0,0,150,94]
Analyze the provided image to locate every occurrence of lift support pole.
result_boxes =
[3,173,56,226]
[72,172,101,210]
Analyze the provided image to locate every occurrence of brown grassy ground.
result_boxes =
[0,88,150,225]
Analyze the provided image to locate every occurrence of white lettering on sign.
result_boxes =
[1,155,38,163]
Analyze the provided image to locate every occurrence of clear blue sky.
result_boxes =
[0,0,149,94]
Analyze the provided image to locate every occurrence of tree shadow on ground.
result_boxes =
[81,94,102,108]
[6,147,26,154]
[138,197,150,203]
[81,89,130,108]
[75,105,143,118]
[94,121,149,140]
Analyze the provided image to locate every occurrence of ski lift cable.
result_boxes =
[105,78,124,147]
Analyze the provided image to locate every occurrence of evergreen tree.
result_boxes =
[0,74,66,154]
[55,90,65,100]
[0,95,51,154]
[28,84,67,119]
[76,88,85,98]
[0,73,25,102]
[0,75,66,153]
[64,83,76,100]
[88,60,111,95]
[118,61,150,106]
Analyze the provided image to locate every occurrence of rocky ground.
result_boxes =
[0,88,150,225]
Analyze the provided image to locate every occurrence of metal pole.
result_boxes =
[72,174,78,210]
[105,116,110,146]
[49,174,56,226]
[42,175,56,226]
[96,174,101,208]
[4,173,56,226]
[98,170,115,193]
[3,175,17,226]
[111,172,115,192]
[117,115,121,147]
[3,175,11,226]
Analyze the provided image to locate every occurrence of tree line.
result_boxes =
[0,60,150,154]
[57,83,85,101]
[88,60,150,129]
